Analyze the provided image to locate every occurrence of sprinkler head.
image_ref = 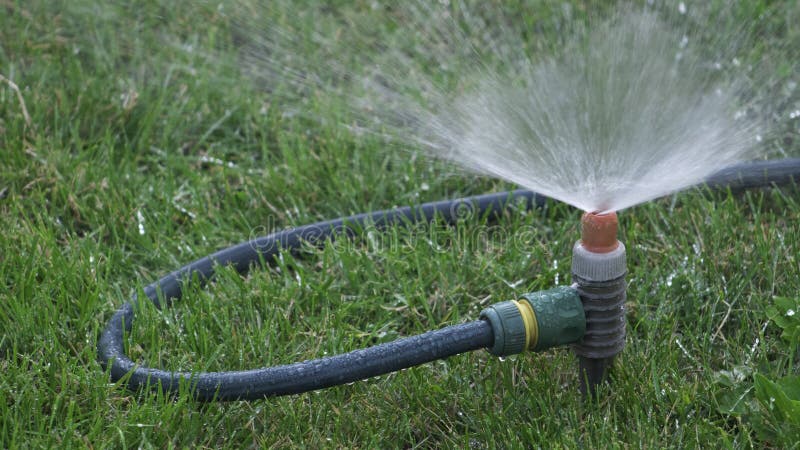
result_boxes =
[572,210,627,398]
[580,211,619,253]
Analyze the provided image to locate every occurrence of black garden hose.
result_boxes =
[102,306,493,400]
[99,190,543,400]
[705,157,800,190]
[98,158,800,401]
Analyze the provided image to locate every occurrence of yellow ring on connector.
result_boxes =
[513,300,538,351]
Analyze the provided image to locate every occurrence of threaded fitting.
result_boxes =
[571,241,627,360]
[520,286,585,351]
[480,300,527,356]
[480,287,586,357]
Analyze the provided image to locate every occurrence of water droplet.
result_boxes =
[787,309,795,317]
[136,210,146,235]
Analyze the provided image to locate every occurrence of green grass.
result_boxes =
[1,0,799,448]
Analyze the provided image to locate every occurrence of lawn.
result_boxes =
[1,0,799,448]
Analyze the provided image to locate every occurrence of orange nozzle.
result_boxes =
[580,211,619,253]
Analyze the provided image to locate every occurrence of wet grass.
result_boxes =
[1,1,799,448]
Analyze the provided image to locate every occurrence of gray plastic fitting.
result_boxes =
[571,240,627,396]
[571,241,627,359]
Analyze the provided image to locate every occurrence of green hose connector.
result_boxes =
[480,286,586,357]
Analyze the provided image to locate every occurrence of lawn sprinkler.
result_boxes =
[98,191,629,401]
[479,211,626,397]
[572,212,626,395]
[97,159,799,401]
